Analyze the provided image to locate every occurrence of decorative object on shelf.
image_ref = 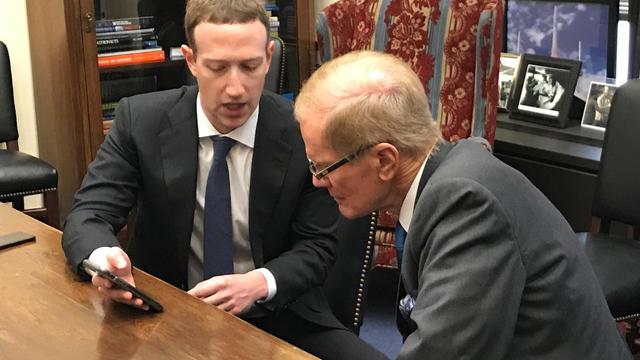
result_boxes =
[498,52,520,112]
[508,54,581,128]
[581,81,617,131]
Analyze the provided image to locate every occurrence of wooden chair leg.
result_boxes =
[44,189,60,229]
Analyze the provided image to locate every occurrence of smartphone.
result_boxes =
[82,259,163,312]
[0,231,35,250]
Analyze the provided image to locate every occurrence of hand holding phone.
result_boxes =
[83,259,163,312]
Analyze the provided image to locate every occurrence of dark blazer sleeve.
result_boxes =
[264,171,339,312]
[62,96,140,276]
[398,178,526,359]
[249,93,340,316]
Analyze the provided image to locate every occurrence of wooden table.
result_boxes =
[0,204,316,359]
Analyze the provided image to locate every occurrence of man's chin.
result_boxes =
[337,204,369,220]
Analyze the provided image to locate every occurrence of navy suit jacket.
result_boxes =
[397,139,631,359]
[62,86,343,329]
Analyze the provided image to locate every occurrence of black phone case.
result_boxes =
[82,259,163,312]
[0,232,35,250]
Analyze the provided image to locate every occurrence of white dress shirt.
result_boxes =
[398,159,428,233]
[187,93,276,301]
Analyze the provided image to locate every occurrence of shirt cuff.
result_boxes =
[255,267,276,303]
[86,247,113,273]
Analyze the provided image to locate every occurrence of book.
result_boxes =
[100,76,157,103]
[96,28,155,39]
[98,39,158,54]
[95,16,154,28]
[98,48,165,68]
[96,24,152,33]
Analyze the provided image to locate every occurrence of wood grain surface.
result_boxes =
[0,204,316,359]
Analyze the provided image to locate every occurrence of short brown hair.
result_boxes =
[295,51,442,158]
[184,0,270,52]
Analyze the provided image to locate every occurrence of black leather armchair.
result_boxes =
[324,212,378,334]
[0,41,59,227]
[264,36,285,94]
[576,79,640,341]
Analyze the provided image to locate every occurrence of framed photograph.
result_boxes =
[498,53,520,112]
[508,54,581,128]
[581,82,617,131]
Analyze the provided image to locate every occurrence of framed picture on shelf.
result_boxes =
[508,54,581,128]
[581,81,617,131]
[498,53,520,111]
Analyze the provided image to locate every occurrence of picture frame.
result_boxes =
[580,81,617,131]
[508,54,581,128]
[498,52,520,112]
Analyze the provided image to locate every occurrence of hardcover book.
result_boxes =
[97,48,165,68]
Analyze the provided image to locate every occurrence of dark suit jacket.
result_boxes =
[397,139,631,359]
[62,86,343,329]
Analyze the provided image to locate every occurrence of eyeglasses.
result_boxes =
[308,144,374,180]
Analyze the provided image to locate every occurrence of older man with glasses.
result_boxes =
[295,50,632,360]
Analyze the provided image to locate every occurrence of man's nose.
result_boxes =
[225,67,244,97]
[312,175,330,188]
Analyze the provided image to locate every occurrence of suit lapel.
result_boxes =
[248,96,293,266]
[158,87,199,250]
[397,140,453,338]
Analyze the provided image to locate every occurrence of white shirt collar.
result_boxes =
[398,158,428,232]
[195,92,258,148]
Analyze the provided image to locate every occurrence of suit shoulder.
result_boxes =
[260,90,295,122]
[125,85,197,112]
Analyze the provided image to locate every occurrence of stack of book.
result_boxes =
[96,16,165,68]
[100,75,158,133]
[269,16,280,37]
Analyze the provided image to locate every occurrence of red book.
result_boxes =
[98,48,165,68]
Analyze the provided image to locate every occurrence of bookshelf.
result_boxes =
[25,0,316,221]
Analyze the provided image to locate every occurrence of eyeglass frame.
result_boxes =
[308,144,375,180]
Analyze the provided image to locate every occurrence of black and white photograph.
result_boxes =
[498,53,519,111]
[581,81,617,131]
[509,54,581,128]
[517,64,569,117]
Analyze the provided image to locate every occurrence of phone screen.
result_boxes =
[82,259,163,312]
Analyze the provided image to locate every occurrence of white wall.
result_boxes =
[315,0,337,21]
[0,0,42,208]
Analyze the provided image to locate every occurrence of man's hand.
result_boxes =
[89,246,149,311]
[187,270,268,315]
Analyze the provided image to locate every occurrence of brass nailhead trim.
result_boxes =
[0,187,57,198]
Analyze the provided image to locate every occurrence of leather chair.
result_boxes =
[0,41,59,227]
[264,35,285,94]
[323,212,378,334]
[575,79,640,339]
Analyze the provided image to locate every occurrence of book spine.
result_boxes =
[95,16,153,28]
[97,34,157,46]
[98,49,165,68]
[96,23,153,33]
[98,41,158,54]
[96,28,155,39]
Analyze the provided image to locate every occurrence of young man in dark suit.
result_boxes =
[62,1,386,358]
[295,50,633,359]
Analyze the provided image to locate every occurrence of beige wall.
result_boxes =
[0,0,42,208]
[315,0,337,20]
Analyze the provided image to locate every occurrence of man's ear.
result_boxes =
[182,44,197,78]
[374,143,400,181]
[265,40,275,75]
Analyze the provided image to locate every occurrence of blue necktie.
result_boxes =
[394,222,407,268]
[203,136,236,279]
